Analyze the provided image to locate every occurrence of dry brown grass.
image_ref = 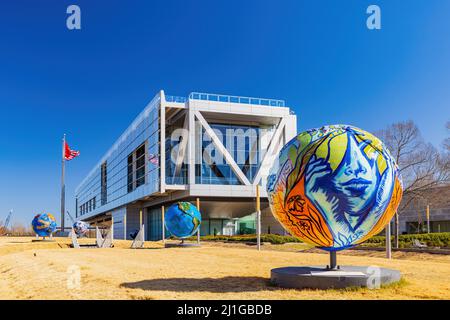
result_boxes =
[0,237,448,300]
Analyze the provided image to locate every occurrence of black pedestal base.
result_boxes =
[271,266,401,290]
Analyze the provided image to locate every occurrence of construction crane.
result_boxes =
[1,209,13,236]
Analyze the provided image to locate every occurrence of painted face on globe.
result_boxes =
[311,133,379,217]
[267,125,403,251]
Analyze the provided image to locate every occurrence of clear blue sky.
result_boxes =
[0,0,449,226]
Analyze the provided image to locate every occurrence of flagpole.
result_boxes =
[61,134,66,234]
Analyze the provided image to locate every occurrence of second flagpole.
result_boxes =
[61,134,66,233]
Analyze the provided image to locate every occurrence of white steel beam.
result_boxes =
[253,117,287,185]
[194,110,251,186]
[187,101,196,185]
[160,90,166,193]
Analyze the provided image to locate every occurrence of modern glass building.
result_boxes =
[75,91,297,240]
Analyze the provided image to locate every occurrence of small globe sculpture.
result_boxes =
[31,213,57,237]
[267,124,403,251]
[72,221,89,237]
[165,202,201,239]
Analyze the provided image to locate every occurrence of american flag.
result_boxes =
[148,153,159,165]
[64,141,80,161]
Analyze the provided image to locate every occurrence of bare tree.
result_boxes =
[445,121,450,152]
[0,219,4,235]
[376,120,450,247]
[9,222,33,236]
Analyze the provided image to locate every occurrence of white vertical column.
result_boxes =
[386,221,391,259]
[111,216,114,241]
[188,100,196,185]
[256,185,261,251]
[196,198,201,244]
[139,209,145,241]
[123,213,127,240]
[161,206,166,243]
[160,90,166,194]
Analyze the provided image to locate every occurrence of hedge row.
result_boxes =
[186,234,302,245]
[187,232,450,247]
[364,232,450,248]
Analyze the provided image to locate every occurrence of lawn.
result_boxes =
[0,237,448,300]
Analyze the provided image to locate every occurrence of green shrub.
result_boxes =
[186,234,302,244]
[187,232,450,247]
[363,232,450,248]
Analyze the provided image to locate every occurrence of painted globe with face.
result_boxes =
[266,125,403,251]
[164,202,201,239]
[31,213,57,237]
[72,221,89,237]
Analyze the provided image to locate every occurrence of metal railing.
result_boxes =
[165,95,187,103]
[188,92,285,107]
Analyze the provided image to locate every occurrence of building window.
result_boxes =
[127,143,147,193]
[196,124,260,185]
[127,154,133,193]
[101,162,107,206]
[135,144,146,188]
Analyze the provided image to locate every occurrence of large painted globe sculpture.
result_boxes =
[73,221,89,237]
[165,202,202,239]
[31,213,57,237]
[267,125,403,251]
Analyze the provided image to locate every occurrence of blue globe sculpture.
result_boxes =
[32,213,57,237]
[165,202,201,238]
[73,221,89,237]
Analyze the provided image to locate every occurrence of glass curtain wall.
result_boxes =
[165,114,188,185]
[76,94,161,217]
[195,123,261,185]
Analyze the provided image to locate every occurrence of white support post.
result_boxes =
[196,198,201,244]
[123,214,127,240]
[256,185,261,251]
[140,209,145,241]
[188,101,196,185]
[111,216,114,241]
[160,90,166,194]
[161,206,166,243]
[386,221,391,259]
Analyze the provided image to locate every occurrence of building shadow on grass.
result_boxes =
[121,276,277,293]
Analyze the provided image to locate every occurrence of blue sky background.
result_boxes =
[0,0,449,226]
